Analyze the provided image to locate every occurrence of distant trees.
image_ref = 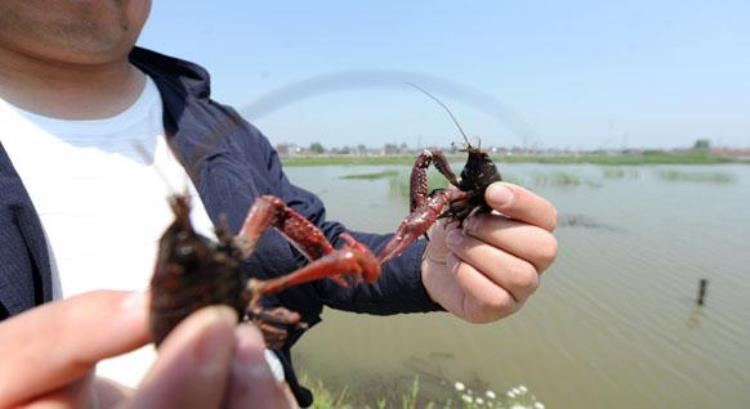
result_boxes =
[309,142,325,154]
[693,139,711,151]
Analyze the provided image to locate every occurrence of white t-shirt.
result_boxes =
[0,75,283,387]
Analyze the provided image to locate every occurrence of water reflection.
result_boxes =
[686,306,707,329]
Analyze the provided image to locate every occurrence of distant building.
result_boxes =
[275,143,303,156]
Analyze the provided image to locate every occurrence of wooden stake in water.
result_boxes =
[697,278,708,306]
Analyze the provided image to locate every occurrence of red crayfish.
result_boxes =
[377,84,502,264]
[149,194,380,348]
[147,84,501,348]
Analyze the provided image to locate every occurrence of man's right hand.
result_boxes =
[0,290,294,408]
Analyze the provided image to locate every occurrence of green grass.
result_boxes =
[301,375,352,409]
[281,151,748,167]
[501,150,740,165]
[340,170,400,180]
[530,171,582,188]
[384,168,601,198]
[284,156,419,167]
[303,373,546,409]
[602,167,626,179]
[656,169,735,183]
[600,167,641,180]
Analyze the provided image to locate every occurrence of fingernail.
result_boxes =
[487,184,513,207]
[121,290,149,321]
[194,307,238,373]
[447,230,463,247]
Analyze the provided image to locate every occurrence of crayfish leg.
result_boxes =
[235,195,335,260]
[246,243,380,300]
[410,149,459,212]
[378,189,459,264]
[247,306,308,350]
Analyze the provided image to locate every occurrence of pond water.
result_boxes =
[284,163,750,408]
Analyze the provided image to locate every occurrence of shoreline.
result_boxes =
[281,152,750,167]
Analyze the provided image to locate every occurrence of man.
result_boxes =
[0,1,558,407]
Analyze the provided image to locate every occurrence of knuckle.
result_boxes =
[513,263,539,293]
[471,292,515,323]
[537,234,559,268]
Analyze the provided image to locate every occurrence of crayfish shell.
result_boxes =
[149,195,245,346]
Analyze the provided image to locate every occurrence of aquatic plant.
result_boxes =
[530,171,581,188]
[387,170,525,200]
[340,170,400,180]
[656,169,734,183]
[601,167,640,180]
[602,167,626,179]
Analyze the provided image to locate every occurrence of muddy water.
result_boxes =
[284,164,750,408]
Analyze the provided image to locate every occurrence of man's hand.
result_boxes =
[422,182,558,323]
[0,291,294,408]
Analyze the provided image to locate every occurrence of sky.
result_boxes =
[138,1,750,150]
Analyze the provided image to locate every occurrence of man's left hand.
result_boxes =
[422,182,558,323]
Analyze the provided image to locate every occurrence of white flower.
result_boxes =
[476,397,484,405]
[485,390,497,400]
[533,403,545,409]
[454,382,466,392]
[510,405,525,409]
[507,390,517,398]
[518,385,528,394]
[461,394,473,403]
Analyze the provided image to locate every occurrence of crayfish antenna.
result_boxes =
[132,140,178,195]
[405,82,472,148]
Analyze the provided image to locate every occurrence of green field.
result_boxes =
[282,151,748,167]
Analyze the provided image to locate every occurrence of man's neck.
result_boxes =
[0,47,145,120]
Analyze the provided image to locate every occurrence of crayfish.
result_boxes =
[149,194,380,348]
[377,84,502,264]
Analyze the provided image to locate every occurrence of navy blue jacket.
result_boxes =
[0,47,440,406]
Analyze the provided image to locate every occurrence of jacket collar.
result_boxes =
[129,47,239,187]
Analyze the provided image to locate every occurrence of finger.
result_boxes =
[226,325,294,409]
[464,213,558,272]
[423,218,457,264]
[447,230,539,303]
[485,182,558,231]
[0,291,149,407]
[446,253,519,323]
[22,370,96,409]
[125,306,238,409]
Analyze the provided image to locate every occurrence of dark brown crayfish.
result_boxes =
[149,194,380,348]
[377,85,502,264]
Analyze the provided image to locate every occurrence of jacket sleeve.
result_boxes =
[239,121,443,315]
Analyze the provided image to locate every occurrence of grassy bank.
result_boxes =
[303,374,546,409]
[282,151,748,167]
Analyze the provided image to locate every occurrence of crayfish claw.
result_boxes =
[248,306,307,349]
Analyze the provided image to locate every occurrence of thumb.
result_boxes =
[123,306,238,409]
